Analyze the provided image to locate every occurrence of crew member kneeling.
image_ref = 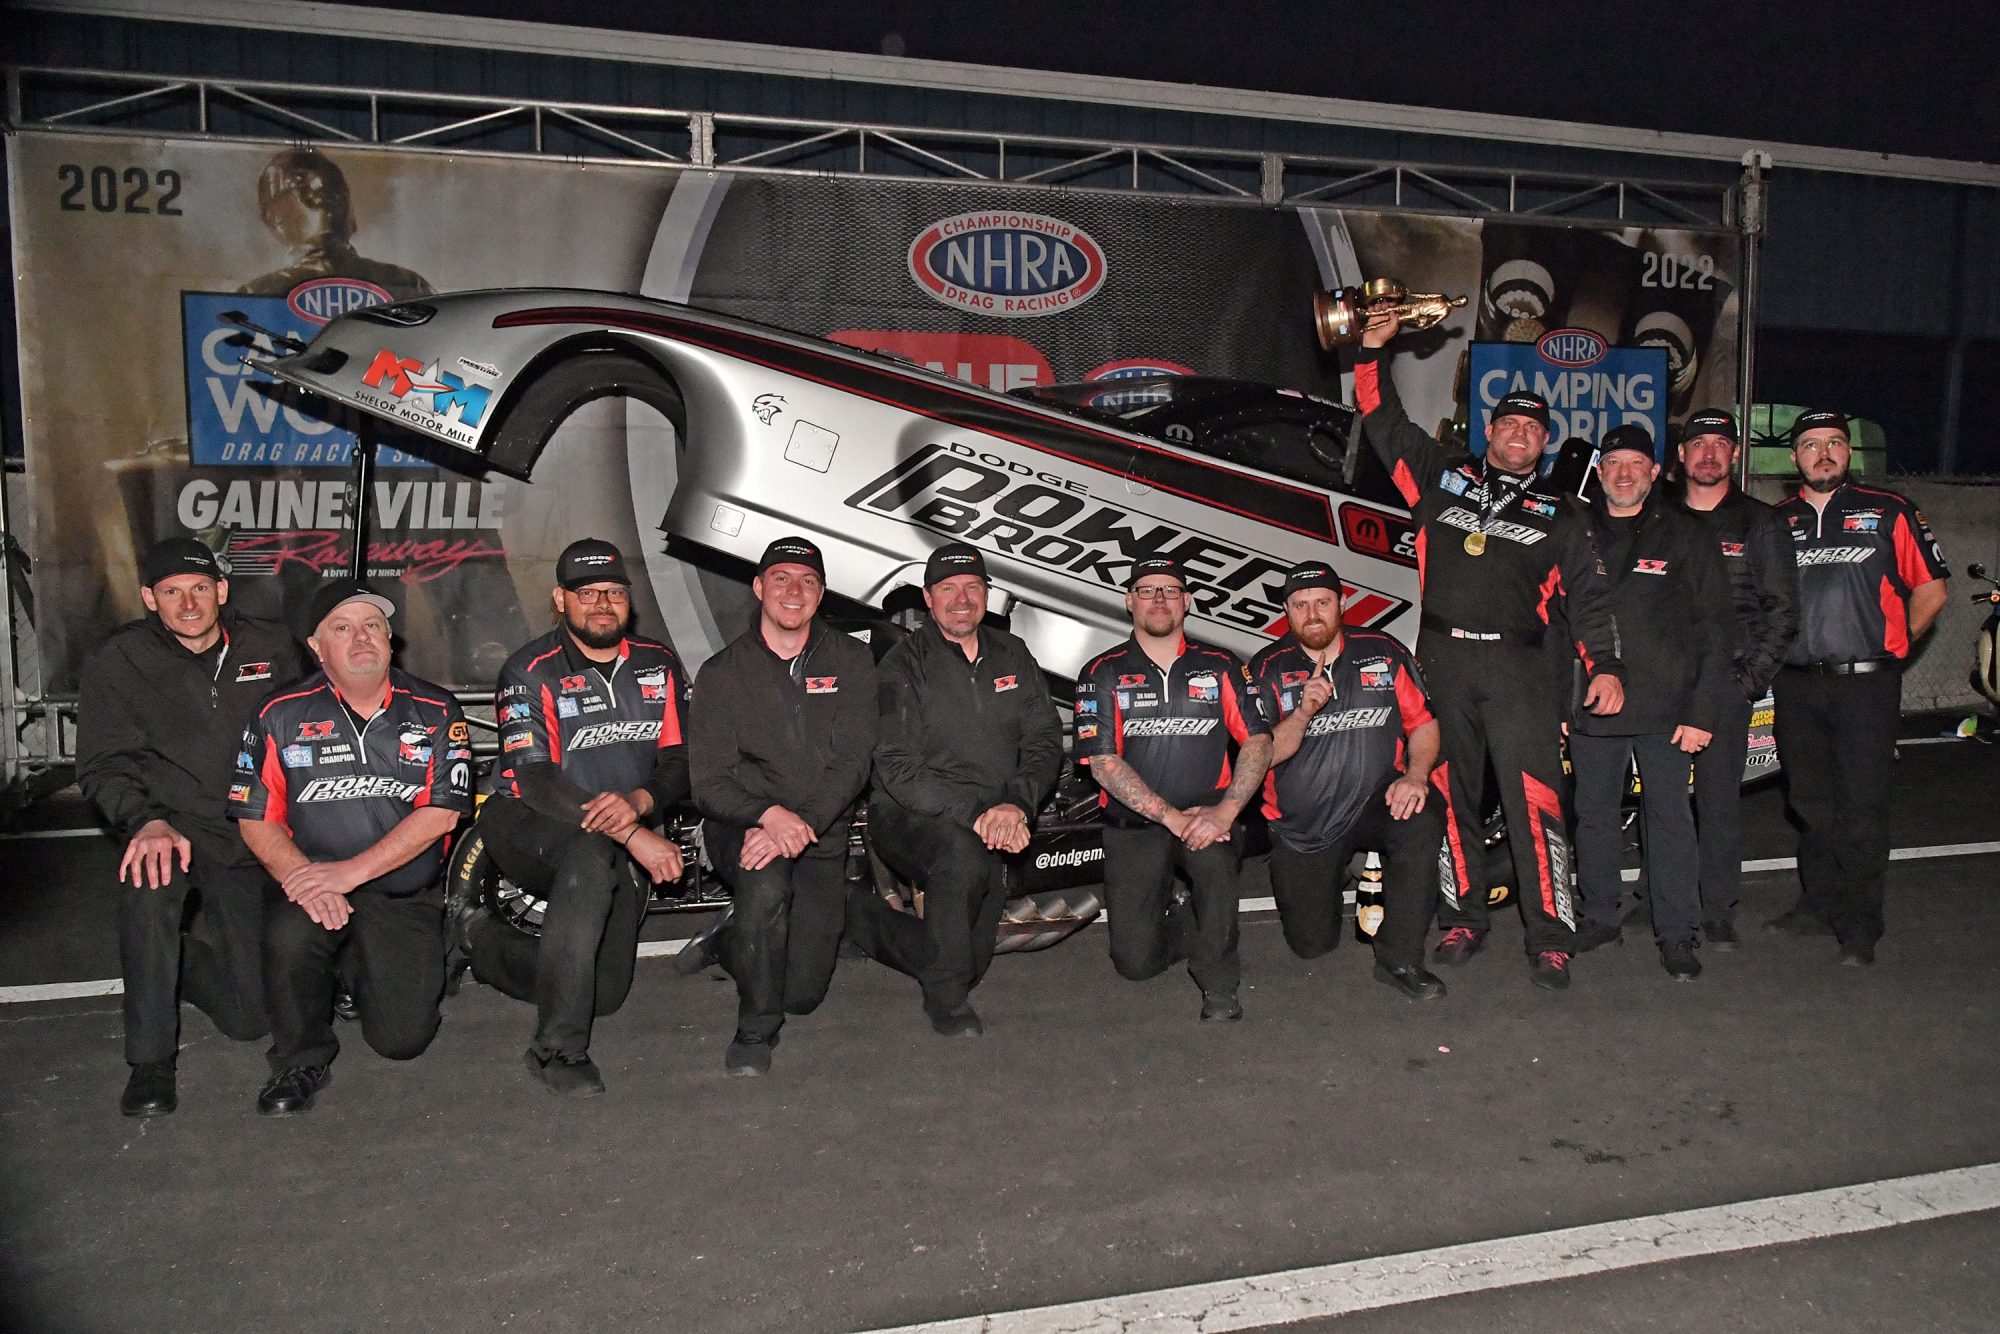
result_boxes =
[1249,561,1448,1000]
[466,540,688,1097]
[1074,557,1272,1022]
[229,581,470,1115]
[848,543,1063,1036]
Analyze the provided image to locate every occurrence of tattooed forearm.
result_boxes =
[1220,735,1272,812]
[1086,754,1171,823]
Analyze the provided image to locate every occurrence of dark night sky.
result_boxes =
[322,0,1996,164]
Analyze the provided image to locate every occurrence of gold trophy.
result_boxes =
[1312,278,1467,351]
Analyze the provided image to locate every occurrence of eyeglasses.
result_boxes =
[569,587,631,605]
[1132,585,1186,602]
[1796,438,1850,456]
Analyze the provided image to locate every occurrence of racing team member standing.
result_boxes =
[1568,428,1733,979]
[230,581,471,1115]
[464,540,687,1097]
[684,537,877,1075]
[1356,311,1625,991]
[1249,561,1448,1001]
[848,544,1063,1036]
[1674,409,1799,948]
[1770,411,1949,964]
[1073,557,1271,1021]
[78,538,305,1117]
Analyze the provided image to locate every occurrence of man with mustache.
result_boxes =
[1674,410,1799,949]
[1770,411,1949,964]
[1248,561,1448,1000]
[77,538,305,1117]
[684,537,878,1075]
[230,581,471,1115]
[459,540,688,1097]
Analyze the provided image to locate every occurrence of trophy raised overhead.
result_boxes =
[1312,278,1467,351]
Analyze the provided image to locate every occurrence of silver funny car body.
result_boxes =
[257,288,1419,680]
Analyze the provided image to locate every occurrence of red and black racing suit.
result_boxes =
[478,628,691,1060]
[230,668,472,1071]
[1073,635,1268,996]
[1249,628,1444,969]
[1772,482,1948,945]
[1354,347,1624,956]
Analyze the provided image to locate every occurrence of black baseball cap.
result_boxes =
[1128,556,1188,590]
[1597,424,1655,460]
[556,538,631,589]
[757,535,826,579]
[1792,409,1849,441]
[302,579,396,638]
[141,538,226,588]
[924,542,987,586]
[1683,409,1738,443]
[1490,391,1551,431]
[1281,560,1344,599]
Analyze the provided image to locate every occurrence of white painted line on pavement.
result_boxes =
[859,1161,2000,1334]
[7,840,1998,1005]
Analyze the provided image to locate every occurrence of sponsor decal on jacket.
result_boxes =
[1843,513,1879,532]
[907,211,1107,318]
[1438,507,1547,546]
[1520,496,1558,518]
[235,662,273,683]
[282,744,313,768]
[1796,546,1872,567]
[1122,717,1218,738]
[1633,559,1669,575]
[557,696,580,718]
[1186,672,1220,703]
[297,775,422,802]
[1075,721,1100,740]
[1357,658,1393,688]
[501,701,532,722]
[446,720,471,745]
[1117,674,1150,688]
[993,675,1019,692]
[636,667,669,701]
[1305,707,1394,735]
[227,782,252,802]
[296,720,335,741]
[805,677,839,694]
[567,720,662,750]
[1721,541,1746,558]
[503,733,534,752]
[559,675,589,694]
[1440,470,1471,496]
[398,723,433,765]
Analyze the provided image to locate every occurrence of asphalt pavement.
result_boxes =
[1,735,1996,1332]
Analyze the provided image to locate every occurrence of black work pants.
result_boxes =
[1267,773,1444,969]
[1690,687,1756,926]
[469,802,648,1059]
[1100,824,1240,995]
[704,822,848,1042]
[1418,633,1577,954]
[848,802,1007,1017]
[117,829,272,1065]
[1572,731,1700,944]
[264,891,444,1072]
[1773,666,1900,945]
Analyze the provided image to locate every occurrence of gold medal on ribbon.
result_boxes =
[1463,531,1487,556]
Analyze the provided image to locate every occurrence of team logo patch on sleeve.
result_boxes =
[993,675,1019,692]
[235,662,273,683]
[805,677,839,694]
[1075,722,1099,740]
[503,733,534,752]
[296,720,335,741]
[447,720,471,745]
[227,782,252,802]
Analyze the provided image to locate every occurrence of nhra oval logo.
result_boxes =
[1537,328,1608,367]
[908,211,1107,318]
[287,277,394,326]
[1084,358,1195,411]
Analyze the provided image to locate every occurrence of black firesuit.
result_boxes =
[688,620,877,1042]
[77,611,305,1066]
[1354,348,1623,955]
[1675,485,1799,930]
[473,628,691,1060]
[849,620,1064,1019]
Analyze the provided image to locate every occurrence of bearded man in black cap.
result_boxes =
[1356,310,1624,992]
[1770,410,1949,964]
[683,536,878,1075]
[1674,409,1799,948]
[845,543,1063,1035]
[1569,427,1734,980]
[1073,556,1271,1021]
[458,539,689,1097]
[1248,561,1448,1000]
[78,538,306,1116]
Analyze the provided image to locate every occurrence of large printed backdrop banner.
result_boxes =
[9,132,1738,691]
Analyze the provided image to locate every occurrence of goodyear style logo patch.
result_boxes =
[908,211,1107,318]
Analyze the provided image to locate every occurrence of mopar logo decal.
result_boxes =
[287,277,392,326]
[1537,328,1608,367]
[908,211,1106,318]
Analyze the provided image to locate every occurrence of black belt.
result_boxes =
[1420,614,1543,649]
[1791,659,1898,676]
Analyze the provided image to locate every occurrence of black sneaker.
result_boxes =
[927,1004,984,1037]
[1200,991,1244,1022]
[1703,920,1741,951]
[443,895,484,997]
[1432,927,1487,965]
[1574,921,1623,954]
[1660,938,1702,981]
[1373,962,1447,1001]
[674,904,734,977]
[1529,951,1572,992]
[332,988,360,1023]
[1837,940,1877,967]
[1763,903,1834,937]
[524,1048,606,1097]
[724,1035,774,1076]
[120,1061,177,1118]
[256,1065,331,1116]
